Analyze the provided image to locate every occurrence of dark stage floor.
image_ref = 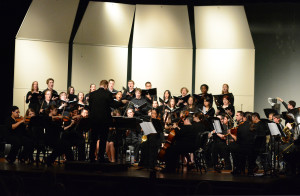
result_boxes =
[0,159,299,195]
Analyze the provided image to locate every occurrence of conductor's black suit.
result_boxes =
[89,87,113,162]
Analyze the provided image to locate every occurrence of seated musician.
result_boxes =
[139,108,164,169]
[228,111,244,174]
[235,112,257,175]
[5,106,34,164]
[42,78,58,101]
[211,114,232,172]
[216,95,235,118]
[162,115,199,173]
[67,86,77,102]
[125,108,142,163]
[84,83,96,104]
[122,80,136,101]
[200,97,215,118]
[39,90,56,115]
[130,88,148,117]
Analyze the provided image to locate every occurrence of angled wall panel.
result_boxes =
[132,5,192,98]
[17,0,79,42]
[72,45,128,94]
[132,48,193,97]
[133,5,192,48]
[72,2,135,93]
[74,1,135,46]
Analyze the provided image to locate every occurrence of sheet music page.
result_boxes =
[213,120,222,133]
[268,123,281,136]
[140,122,157,135]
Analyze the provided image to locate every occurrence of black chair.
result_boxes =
[254,135,270,175]
[194,131,209,174]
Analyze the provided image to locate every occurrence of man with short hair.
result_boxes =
[42,78,58,101]
[123,80,135,101]
[89,80,113,162]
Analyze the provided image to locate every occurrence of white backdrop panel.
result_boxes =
[72,45,128,94]
[195,49,255,112]
[74,2,135,46]
[194,6,254,49]
[133,5,192,48]
[17,0,79,42]
[14,39,69,115]
[132,48,193,98]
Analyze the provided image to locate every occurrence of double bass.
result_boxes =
[157,111,189,162]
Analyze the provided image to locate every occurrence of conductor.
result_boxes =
[89,80,113,162]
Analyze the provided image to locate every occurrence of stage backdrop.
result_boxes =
[14,0,79,115]
[14,2,255,115]
[72,1,135,94]
[194,6,255,113]
[132,4,193,98]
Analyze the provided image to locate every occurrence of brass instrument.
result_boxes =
[281,122,295,143]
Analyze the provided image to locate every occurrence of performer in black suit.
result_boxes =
[88,80,114,162]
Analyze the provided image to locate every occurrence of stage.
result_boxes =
[0,159,298,195]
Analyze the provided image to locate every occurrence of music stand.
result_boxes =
[112,117,140,164]
[268,122,282,176]
[212,117,224,134]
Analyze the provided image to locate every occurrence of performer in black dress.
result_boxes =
[26,81,42,115]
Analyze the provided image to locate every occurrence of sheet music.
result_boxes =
[213,120,223,133]
[140,122,157,135]
[268,123,281,136]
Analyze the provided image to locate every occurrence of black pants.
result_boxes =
[89,123,109,162]
[125,131,142,162]
[165,143,196,171]
[228,142,238,170]
[236,145,257,174]
[6,134,34,162]
[212,141,231,169]
[61,131,86,161]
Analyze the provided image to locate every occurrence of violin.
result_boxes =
[224,121,244,137]
[15,116,24,122]
[158,111,189,162]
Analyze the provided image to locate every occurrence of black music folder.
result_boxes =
[263,108,278,119]
[141,88,157,97]
[112,116,140,130]
[159,97,168,104]
[213,93,234,106]
[173,94,190,103]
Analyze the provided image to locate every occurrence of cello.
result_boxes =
[157,111,189,162]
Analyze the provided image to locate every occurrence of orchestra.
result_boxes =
[4,77,300,177]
